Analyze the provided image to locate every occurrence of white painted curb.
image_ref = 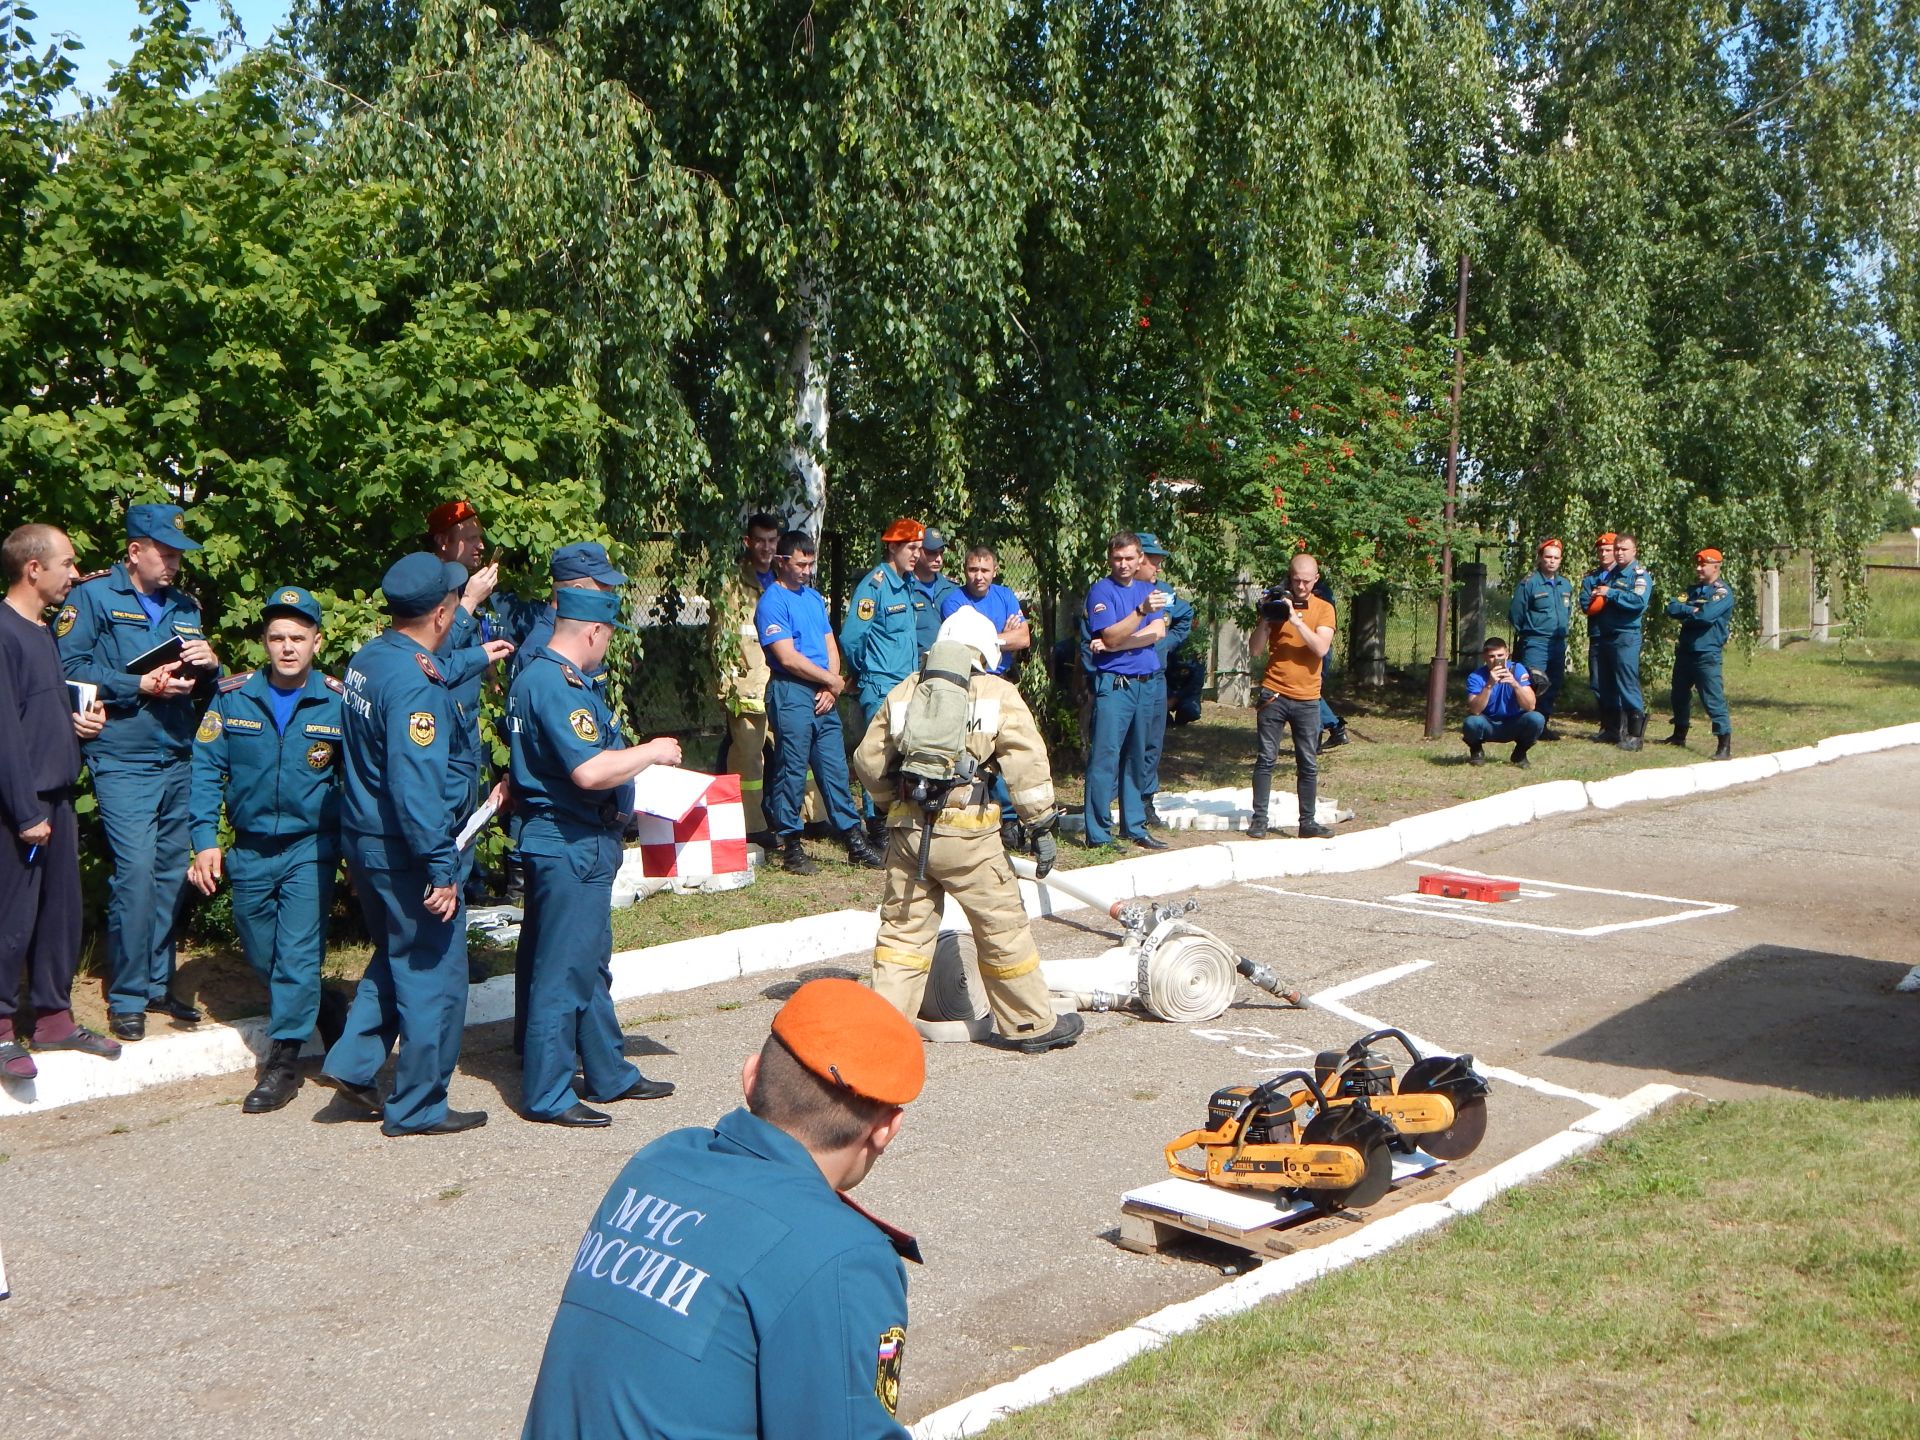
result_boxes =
[6,713,1913,1120]
[907,1082,1690,1439]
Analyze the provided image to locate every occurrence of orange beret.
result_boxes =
[1696,547,1722,563]
[1595,532,1617,545]
[1587,592,1607,615]
[426,500,479,534]
[880,518,925,544]
[1537,537,1562,552]
[771,978,924,1105]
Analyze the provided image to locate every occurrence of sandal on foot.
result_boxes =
[1,1039,38,1080]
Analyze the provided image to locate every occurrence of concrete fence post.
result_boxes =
[1760,566,1781,650]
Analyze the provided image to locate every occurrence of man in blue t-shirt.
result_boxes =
[756,533,884,876]
[1461,635,1546,768]
[1081,532,1168,849]
[938,546,1029,676]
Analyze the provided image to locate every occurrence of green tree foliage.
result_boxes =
[1468,0,1920,617]
[0,1,606,671]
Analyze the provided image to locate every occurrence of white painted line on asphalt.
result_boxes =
[1308,959,1434,1004]
[909,1084,1691,1438]
[1252,883,1734,938]
[1477,1065,1616,1111]
[1401,861,1729,910]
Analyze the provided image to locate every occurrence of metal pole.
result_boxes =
[1424,252,1470,737]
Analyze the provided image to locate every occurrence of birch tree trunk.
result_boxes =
[783,267,830,538]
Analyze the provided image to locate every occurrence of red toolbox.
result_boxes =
[1417,872,1520,903]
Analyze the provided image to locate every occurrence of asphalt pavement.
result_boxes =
[2,748,1915,1437]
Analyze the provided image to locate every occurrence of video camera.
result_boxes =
[1257,585,1292,622]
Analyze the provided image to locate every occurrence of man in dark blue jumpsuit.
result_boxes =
[323,553,484,1136]
[1508,537,1573,738]
[1589,532,1653,752]
[1133,534,1193,829]
[507,586,680,1127]
[1578,533,1618,741]
[187,586,346,1112]
[1664,547,1736,759]
[1,524,118,1077]
[57,504,221,1042]
[522,978,925,1440]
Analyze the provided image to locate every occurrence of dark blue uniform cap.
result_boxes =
[126,503,203,551]
[554,585,631,631]
[262,584,323,627]
[1135,532,1169,558]
[550,542,627,585]
[920,527,948,553]
[382,553,468,618]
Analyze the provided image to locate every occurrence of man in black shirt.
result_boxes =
[0,524,118,1079]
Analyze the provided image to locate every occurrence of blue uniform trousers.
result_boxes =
[1141,671,1169,801]
[766,675,861,836]
[1671,649,1730,734]
[1513,633,1567,720]
[92,759,192,1017]
[1083,673,1149,845]
[519,832,639,1119]
[1600,631,1645,714]
[851,678,902,822]
[1463,711,1546,748]
[325,848,468,1134]
[0,798,82,1023]
[229,833,336,1042]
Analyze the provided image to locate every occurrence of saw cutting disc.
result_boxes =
[1299,1106,1396,1212]
[1415,1095,1488,1160]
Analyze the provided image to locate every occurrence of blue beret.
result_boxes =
[382,553,468,618]
[261,585,323,627]
[550,542,626,585]
[126,503,202,551]
[554,586,631,631]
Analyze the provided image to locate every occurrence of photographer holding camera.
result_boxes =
[1248,553,1336,840]
[1462,635,1546,767]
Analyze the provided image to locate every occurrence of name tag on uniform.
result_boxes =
[304,723,342,738]
[225,716,264,733]
[884,603,906,615]
[110,609,147,622]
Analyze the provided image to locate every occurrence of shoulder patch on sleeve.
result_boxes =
[414,653,444,684]
[875,1327,906,1416]
[195,711,223,743]
[568,707,599,742]
[856,597,875,621]
[217,670,255,693]
[408,711,437,746]
[55,605,77,637]
[1633,577,1648,594]
[323,674,345,693]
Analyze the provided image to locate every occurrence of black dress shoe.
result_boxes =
[108,1011,145,1042]
[243,1043,304,1114]
[385,1108,488,1137]
[327,1078,384,1118]
[1298,821,1335,839]
[147,995,203,1024]
[601,1075,676,1102]
[537,1102,612,1128]
[1131,832,1170,851]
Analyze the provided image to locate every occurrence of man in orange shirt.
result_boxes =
[1248,553,1336,840]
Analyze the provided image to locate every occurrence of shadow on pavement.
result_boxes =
[1547,945,1920,1099]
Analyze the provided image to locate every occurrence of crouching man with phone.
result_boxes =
[1462,636,1545,768]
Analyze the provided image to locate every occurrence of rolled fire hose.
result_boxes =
[914,931,995,1043]
[1037,924,1241,1023]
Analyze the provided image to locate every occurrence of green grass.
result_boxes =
[982,1098,1920,1440]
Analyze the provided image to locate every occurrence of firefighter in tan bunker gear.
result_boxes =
[853,608,1084,1054]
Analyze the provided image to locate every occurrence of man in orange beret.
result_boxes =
[840,519,926,846]
[522,978,924,1439]
[1663,547,1735,758]
[1577,533,1620,741]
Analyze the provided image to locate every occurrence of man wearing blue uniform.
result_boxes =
[1589,531,1653,752]
[1578,533,1619,741]
[187,586,347,1113]
[507,586,682,1127]
[1507,537,1574,739]
[939,545,1032,842]
[839,518,924,845]
[759,532,883,875]
[1082,532,1169,850]
[522,977,925,1440]
[1461,636,1546,767]
[57,503,221,1042]
[1664,547,1736,760]
[1133,534,1193,829]
[908,528,959,657]
[323,552,484,1136]
[1,525,117,1077]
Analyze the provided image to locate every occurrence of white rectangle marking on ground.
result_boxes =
[1254,870,1733,938]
